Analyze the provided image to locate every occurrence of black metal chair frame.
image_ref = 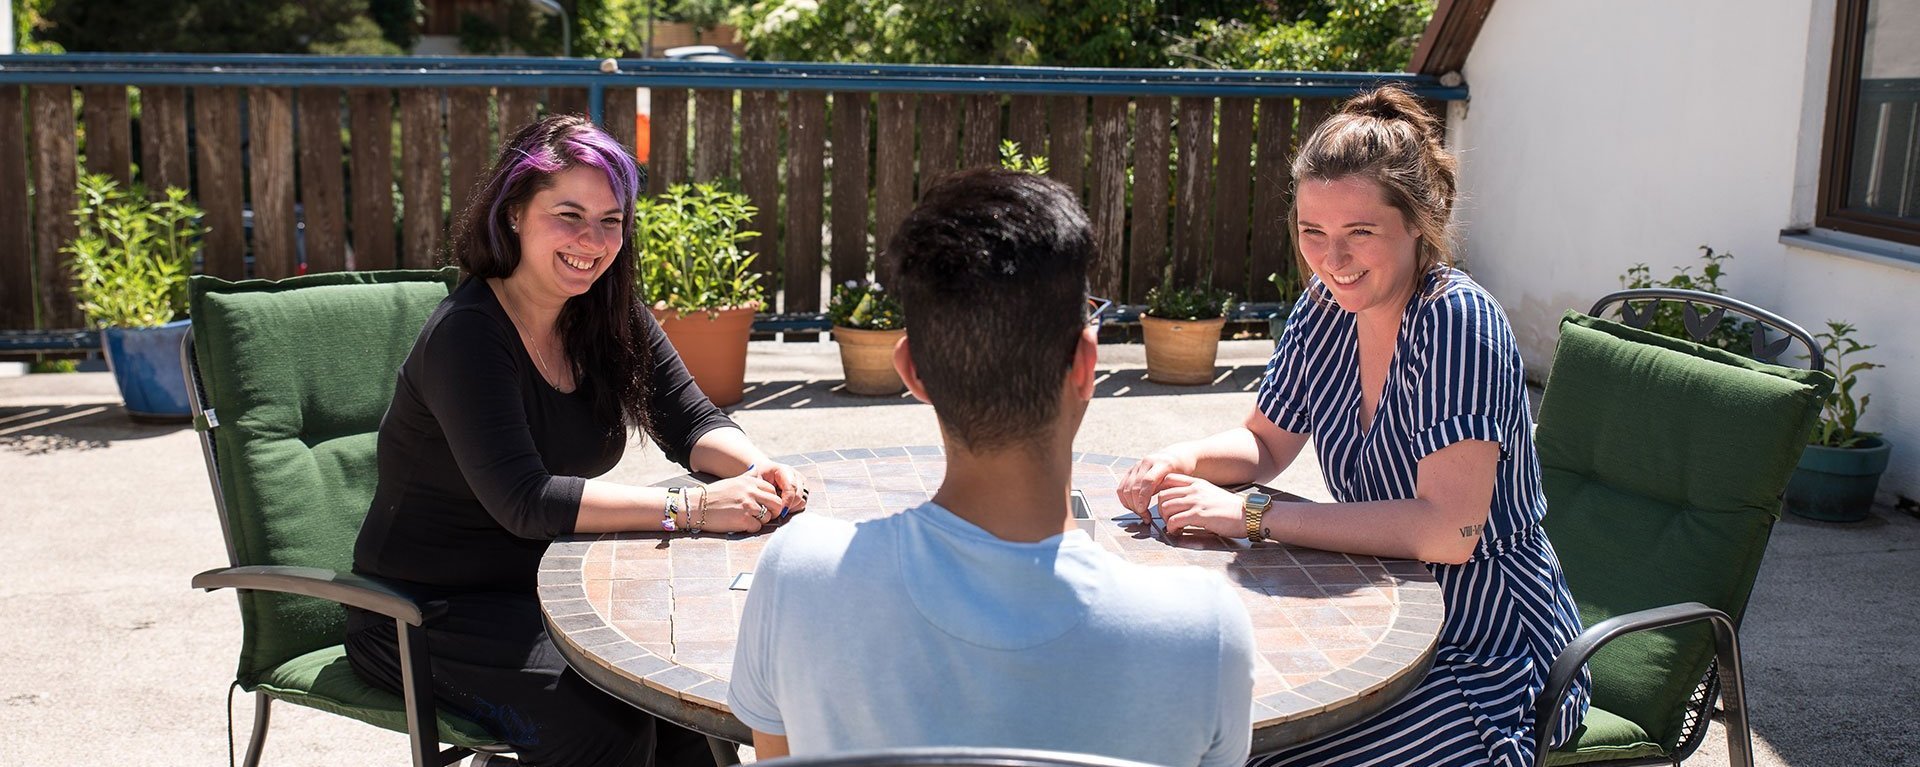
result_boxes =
[1531,288,1827,767]
[182,329,515,767]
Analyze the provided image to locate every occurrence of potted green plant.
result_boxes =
[1783,320,1891,522]
[1141,268,1234,385]
[1265,269,1300,348]
[827,280,906,395]
[635,182,766,407]
[63,173,206,422]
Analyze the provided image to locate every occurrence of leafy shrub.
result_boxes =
[63,173,204,328]
[1163,0,1435,72]
[1810,321,1881,449]
[827,280,904,330]
[1145,267,1234,321]
[1617,245,1751,352]
[998,140,1050,174]
[635,183,767,316]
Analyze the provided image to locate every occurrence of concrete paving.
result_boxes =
[2,338,1914,765]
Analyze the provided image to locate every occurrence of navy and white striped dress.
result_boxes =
[1248,268,1590,767]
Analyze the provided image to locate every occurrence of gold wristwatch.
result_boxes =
[1242,491,1273,542]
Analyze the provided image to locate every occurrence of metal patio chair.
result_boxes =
[182,268,514,767]
[1531,289,1832,766]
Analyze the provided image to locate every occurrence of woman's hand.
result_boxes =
[746,461,810,518]
[1155,474,1249,539]
[692,475,785,533]
[1116,451,1195,522]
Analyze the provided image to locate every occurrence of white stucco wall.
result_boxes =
[1449,0,1918,502]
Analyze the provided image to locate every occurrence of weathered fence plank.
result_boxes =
[919,94,958,184]
[398,88,443,268]
[829,91,870,286]
[190,87,245,280]
[694,88,733,183]
[446,88,493,221]
[138,86,190,197]
[1250,97,1294,301]
[1297,97,1332,149]
[604,85,638,157]
[1048,95,1086,200]
[784,91,826,317]
[497,87,540,140]
[738,89,781,283]
[1213,97,1255,295]
[1129,97,1172,302]
[0,87,31,329]
[872,93,915,287]
[650,88,688,193]
[1086,96,1128,300]
[80,85,132,187]
[247,87,298,278]
[962,93,999,170]
[1008,95,1046,162]
[1173,96,1213,286]
[297,88,347,274]
[348,89,397,270]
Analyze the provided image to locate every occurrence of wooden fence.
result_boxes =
[0,56,1465,334]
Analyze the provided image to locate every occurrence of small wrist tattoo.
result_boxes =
[1459,524,1484,538]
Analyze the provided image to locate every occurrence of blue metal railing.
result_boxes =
[0,53,1466,124]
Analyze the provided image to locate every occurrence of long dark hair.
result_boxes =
[449,114,653,438]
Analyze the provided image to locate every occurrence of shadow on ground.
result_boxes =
[0,403,188,455]
[733,365,1268,411]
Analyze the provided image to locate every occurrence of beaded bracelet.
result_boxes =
[662,487,682,532]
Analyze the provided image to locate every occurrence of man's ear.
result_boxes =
[893,334,933,405]
[1068,325,1098,401]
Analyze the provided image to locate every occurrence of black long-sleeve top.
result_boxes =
[353,277,736,595]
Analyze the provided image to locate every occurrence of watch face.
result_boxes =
[1247,492,1272,508]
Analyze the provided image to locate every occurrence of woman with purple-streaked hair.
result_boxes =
[345,114,808,766]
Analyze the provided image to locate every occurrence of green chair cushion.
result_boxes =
[1544,705,1667,766]
[189,269,458,685]
[256,645,500,749]
[1537,312,1830,750]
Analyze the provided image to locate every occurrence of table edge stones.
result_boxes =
[538,445,1443,751]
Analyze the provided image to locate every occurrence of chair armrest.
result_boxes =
[191,565,447,627]
[1531,602,1746,767]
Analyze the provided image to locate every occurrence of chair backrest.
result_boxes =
[1535,311,1831,750]
[756,747,1160,767]
[1588,288,1825,373]
[187,269,458,686]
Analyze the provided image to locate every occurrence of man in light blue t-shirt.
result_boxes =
[728,169,1256,766]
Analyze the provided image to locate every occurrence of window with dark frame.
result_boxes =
[1818,0,1920,247]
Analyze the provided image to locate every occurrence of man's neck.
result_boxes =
[931,438,1076,543]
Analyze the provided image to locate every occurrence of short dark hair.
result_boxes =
[889,169,1093,451]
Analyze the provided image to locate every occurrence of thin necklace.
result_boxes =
[499,292,560,384]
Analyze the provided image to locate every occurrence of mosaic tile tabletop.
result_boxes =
[540,446,1442,749]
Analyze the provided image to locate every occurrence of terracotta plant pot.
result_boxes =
[833,326,906,395]
[1141,315,1226,385]
[653,306,755,407]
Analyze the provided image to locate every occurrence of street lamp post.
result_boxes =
[529,0,572,58]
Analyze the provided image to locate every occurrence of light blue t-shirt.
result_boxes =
[728,502,1256,767]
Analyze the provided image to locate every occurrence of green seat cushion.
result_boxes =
[257,645,500,749]
[189,269,458,684]
[1545,705,1667,766]
[1537,312,1830,749]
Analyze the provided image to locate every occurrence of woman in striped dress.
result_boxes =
[1117,85,1589,767]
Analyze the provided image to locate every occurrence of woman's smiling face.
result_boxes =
[1294,175,1423,318]
[510,164,627,302]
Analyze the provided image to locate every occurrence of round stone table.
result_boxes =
[538,446,1442,755]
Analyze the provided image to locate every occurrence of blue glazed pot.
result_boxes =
[101,319,193,422]
[1783,436,1892,523]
